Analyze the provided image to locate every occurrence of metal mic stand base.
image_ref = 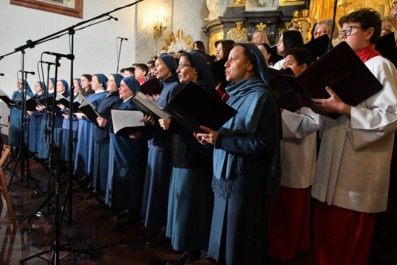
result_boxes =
[7,144,42,193]
[62,175,119,224]
[19,242,92,265]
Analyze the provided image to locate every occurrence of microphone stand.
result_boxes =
[116,37,126,73]
[6,54,41,193]
[328,0,339,51]
[8,1,145,264]
[18,61,58,225]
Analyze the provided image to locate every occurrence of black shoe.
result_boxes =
[166,251,201,265]
[92,189,104,196]
[145,230,168,248]
[115,209,139,224]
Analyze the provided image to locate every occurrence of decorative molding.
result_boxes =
[10,0,83,18]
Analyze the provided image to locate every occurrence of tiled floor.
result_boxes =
[0,153,315,265]
[4,152,395,265]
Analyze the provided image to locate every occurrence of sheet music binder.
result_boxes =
[282,41,383,118]
[131,91,170,120]
[304,33,330,62]
[56,92,85,113]
[375,32,397,67]
[140,77,162,96]
[78,99,101,127]
[0,89,16,107]
[270,67,308,112]
[163,81,238,132]
[23,96,42,111]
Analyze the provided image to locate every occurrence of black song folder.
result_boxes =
[140,77,163,96]
[78,99,101,127]
[131,91,170,120]
[282,41,383,118]
[270,67,308,112]
[375,32,397,67]
[23,96,42,111]
[164,81,237,132]
[304,33,330,62]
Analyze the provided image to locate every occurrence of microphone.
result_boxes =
[0,73,4,76]
[117,37,128,41]
[18,70,35,75]
[39,60,56,66]
[43,51,75,60]
[108,15,118,21]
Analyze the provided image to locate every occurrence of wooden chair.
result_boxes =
[0,146,16,226]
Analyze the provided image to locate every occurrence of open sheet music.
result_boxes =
[24,96,43,111]
[0,89,42,111]
[270,67,308,112]
[0,89,15,107]
[78,99,100,126]
[111,109,145,135]
[163,81,238,132]
[56,92,85,113]
[131,91,170,120]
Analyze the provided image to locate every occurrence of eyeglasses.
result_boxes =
[178,64,192,69]
[338,25,361,38]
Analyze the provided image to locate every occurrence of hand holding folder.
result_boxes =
[281,42,382,118]
[131,82,237,132]
[270,67,308,112]
[162,82,237,132]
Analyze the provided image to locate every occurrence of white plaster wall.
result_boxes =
[0,0,209,136]
[0,0,137,135]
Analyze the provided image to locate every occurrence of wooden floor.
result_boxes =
[0,152,394,265]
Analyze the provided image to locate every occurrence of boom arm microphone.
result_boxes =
[108,15,119,21]
[39,60,58,66]
[43,51,75,60]
[117,37,128,41]
[18,70,35,75]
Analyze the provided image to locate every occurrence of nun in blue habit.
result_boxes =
[195,43,282,265]
[139,53,181,243]
[74,74,107,178]
[52,79,69,150]
[9,79,33,148]
[105,76,147,214]
[28,81,46,155]
[162,51,216,265]
[60,78,82,162]
[92,73,122,193]
[37,77,55,159]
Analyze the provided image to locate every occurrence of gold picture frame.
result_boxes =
[10,0,83,18]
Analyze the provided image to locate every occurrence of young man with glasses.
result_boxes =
[311,8,397,265]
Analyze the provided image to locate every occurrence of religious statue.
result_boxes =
[227,21,248,42]
[290,9,312,43]
[206,0,219,20]
[206,0,232,20]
